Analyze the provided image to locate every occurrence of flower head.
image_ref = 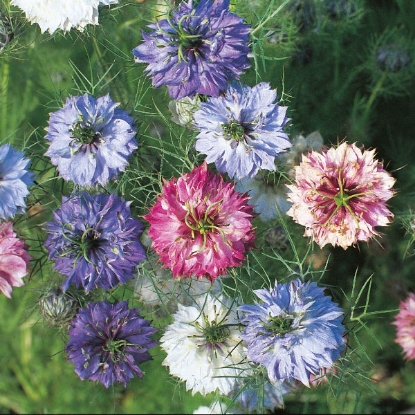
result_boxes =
[44,192,146,293]
[133,0,251,100]
[45,93,137,187]
[234,377,292,413]
[236,171,292,222]
[0,143,34,220]
[0,222,30,298]
[392,293,415,360]
[144,162,256,280]
[11,0,118,34]
[161,292,251,396]
[194,82,291,180]
[239,279,345,386]
[66,300,157,388]
[135,252,223,313]
[286,142,395,249]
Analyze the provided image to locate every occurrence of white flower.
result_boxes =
[11,0,118,33]
[168,95,201,128]
[161,293,251,396]
[278,130,324,177]
[236,171,292,222]
[135,255,223,313]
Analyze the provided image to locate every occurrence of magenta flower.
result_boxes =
[144,162,256,280]
[0,222,30,298]
[286,142,395,249]
[392,293,415,360]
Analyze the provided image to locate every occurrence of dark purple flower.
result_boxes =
[45,93,137,186]
[133,0,251,100]
[66,300,157,388]
[44,192,146,293]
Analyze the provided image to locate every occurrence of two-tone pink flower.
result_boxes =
[144,162,256,280]
[0,222,30,298]
[392,293,415,360]
[286,142,395,249]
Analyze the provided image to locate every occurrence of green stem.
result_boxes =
[0,57,9,139]
[361,71,387,125]
[250,0,291,37]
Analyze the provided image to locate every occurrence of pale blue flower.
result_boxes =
[239,279,345,386]
[194,82,291,180]
[45,93,137,187]
[0,143,34,220]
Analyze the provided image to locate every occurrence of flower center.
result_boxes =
[103,338,128,363]
[178,31,203,50]
[265,314,294,336]
[67,227,104,263]
[184,201,222,240]
[202,319,231,346]
[222,120,245,141]
[70,121,103,146]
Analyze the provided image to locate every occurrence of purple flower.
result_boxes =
[133,0,251,100]
[194,82,291,179]
[66,300,157,388]
[0,144,34,220]
[238,279,345,386]
[44,192,146,293]
[45,94,137,186]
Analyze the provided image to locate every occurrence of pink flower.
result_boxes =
[144,162,256,280]
[286,142,395,249]
[0,222,30,298]
[392,293,415,360]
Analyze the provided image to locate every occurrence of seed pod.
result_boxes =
[38,287,79,326]
[0,14,13,52]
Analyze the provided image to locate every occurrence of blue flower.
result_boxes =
[238,279,345,386]
[0,143,34,220]
[45,93,137,187]
[194,82,291,180]
[44,192,146,293]
[234,377,292,413]
[66,300,157,388]
[133,0,251,100]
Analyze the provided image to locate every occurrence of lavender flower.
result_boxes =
[239,279,345,386]
[66,300,157,388]
[0,143,34,220]
[194,82,291,179]
[133,0,251,100]
[45,94,137,187]
[44,192,146,293]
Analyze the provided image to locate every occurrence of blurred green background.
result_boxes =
[1,0,415,413]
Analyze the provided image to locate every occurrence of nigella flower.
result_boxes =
[45,93,137,187]
[0,222,30,298]
[239,279,345,386]
[44,192,146,293]
[133,0,251,100]
[194,82,291,180]
[161,292,251,396]
[392,293,415,360]
[0,143,34,220]
[144,162,256,280]
[235,171,292,222]
[135,252,223,313]
[234,377,292,413]
[11,0,119,34]
[66,300,157,388]
[286,142,395,249]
